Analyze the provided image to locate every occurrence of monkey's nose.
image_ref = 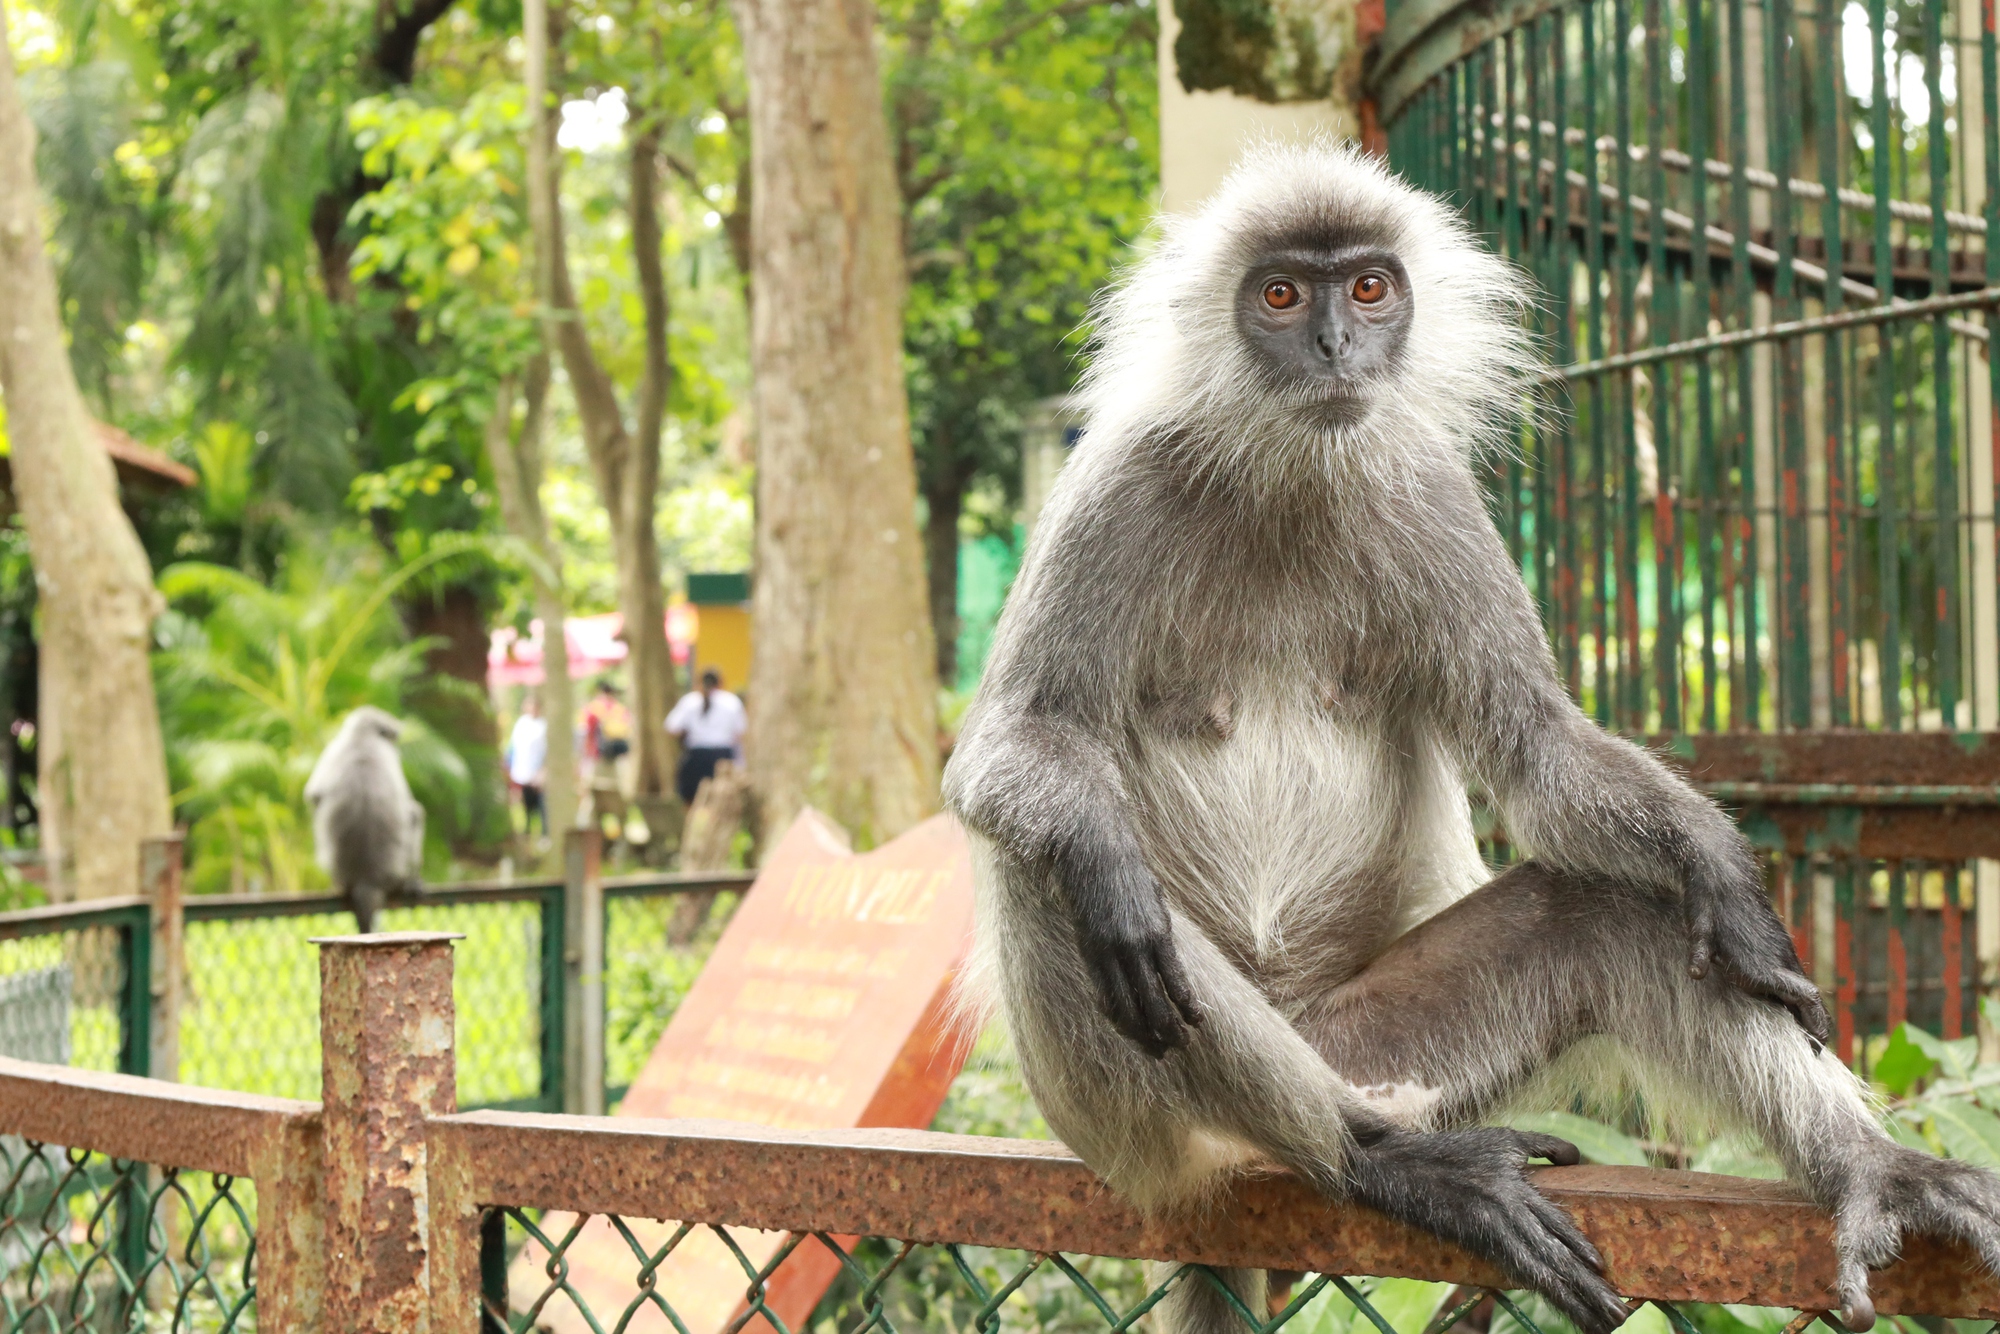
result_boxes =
[1314,331,1337,362]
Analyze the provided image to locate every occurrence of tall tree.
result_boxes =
[0,11,174,899]
[483,367,580,838]
[730,0,941,845]
[880,0,1158,686]
[525,0,678,829]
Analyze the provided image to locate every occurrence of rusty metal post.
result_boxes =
[563,828,604,1115]
[250,1108,328,1333]
[425,1109,487,1334]
[140,833,183,1082]
[315,931,462,1334]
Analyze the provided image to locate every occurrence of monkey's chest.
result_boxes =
[1124,690,1465,985]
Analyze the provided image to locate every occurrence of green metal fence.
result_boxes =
[1371,0,2000,1061]
[0,868,747,1113]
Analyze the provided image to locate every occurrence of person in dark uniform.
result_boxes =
[665,669,746,805]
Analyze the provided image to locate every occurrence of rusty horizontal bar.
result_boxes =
[427,1113,2000,1318]
[0,1055,318,1177]
[0,896,147,941]
[1735,806,2000,861]
[1701,783,2000,806]
[1654,731,2000,787]
[602,870,755,900]
[1558,288,2000,380]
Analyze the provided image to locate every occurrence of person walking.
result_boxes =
[665,668,746,806]
[505,695,550,836]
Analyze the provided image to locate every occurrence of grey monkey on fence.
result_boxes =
[943,141,2000,1334]
[306,706,425,933]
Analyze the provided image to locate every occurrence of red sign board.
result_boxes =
[514,810,976,1332]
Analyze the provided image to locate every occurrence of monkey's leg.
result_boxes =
[976,850,1623,1334]
[1301,860,2000,1331]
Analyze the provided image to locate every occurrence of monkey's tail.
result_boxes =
[1150,1263,1266,1334]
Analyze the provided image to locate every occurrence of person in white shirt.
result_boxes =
[505,696,550,834]
[665,669,747,805]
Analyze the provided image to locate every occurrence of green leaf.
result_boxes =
[1356,1278,1455,1334]
[1873,1024,1938,1096]
[1901,1024,1980,1082]
[1926,1101,2000,1166]
[1507,1111,1651,1167]
[1885,1110,1935,1152]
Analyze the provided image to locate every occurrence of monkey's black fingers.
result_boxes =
[1685,900,1717,981]
[1151,937,1206,1029]
[1124,949,1192,1056]
[1737,966,1832,1043]
[1510,1131,1582,1168]
[1490,1202,1626,1334]
[1519,1179,1606,1273]
[1084,953,1155,1054]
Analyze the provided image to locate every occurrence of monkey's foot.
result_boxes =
[1832,1142,2000,1331]
[1346,1128,1630,1334]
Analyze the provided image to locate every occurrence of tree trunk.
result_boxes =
[520,7,582,840]
[622,120,677,805]
[483,368,579,840]
[731,0,942,847]
[668,758,749,943]
[523,3,674,811]
[0,12,174,900]
[924,469,963,688]
[405,584,499,749]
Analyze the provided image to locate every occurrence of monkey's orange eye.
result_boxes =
[1352,274,1389,305]
[1262,280,1302,310]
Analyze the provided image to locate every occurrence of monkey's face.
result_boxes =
[1235,246,1413,410]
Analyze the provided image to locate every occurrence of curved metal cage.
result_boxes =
[1375,0,2000,736]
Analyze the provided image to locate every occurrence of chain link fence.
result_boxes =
[0,1139,255,1333]
[0,855,749,1114]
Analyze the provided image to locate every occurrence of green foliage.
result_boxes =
[885,0,1160,525]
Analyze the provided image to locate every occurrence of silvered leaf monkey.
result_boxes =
[306,706,426,932]
[943,143,2000,1334]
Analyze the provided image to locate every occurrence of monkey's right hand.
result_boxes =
[1062,859,1206,1058]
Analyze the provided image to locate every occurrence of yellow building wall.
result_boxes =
[692,603,753,697]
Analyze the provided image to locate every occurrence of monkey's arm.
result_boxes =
[1435,525,1827,1038]
[945,702,1206,1056]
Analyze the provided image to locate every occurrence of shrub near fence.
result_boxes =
[0,931,1995,1334]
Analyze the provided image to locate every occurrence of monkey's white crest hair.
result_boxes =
[1077,138,1540,490]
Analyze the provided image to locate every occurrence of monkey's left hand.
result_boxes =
[1682,854,1830,1043]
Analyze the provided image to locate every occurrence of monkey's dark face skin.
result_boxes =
[1235,246,1413,403]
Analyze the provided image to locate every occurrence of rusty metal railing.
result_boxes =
[0,931,1996,1333]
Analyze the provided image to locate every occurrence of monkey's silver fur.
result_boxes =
[306,706,425,932]
[944,142,2000,1334]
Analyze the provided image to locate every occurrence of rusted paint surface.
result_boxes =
[142,833,184,1083]
[426,1115,486,1334]
[0,1055,315,1175]
[318,931,461,1334]
[249,1100,328,1333]
[1658,730,2000,787]
[427,1114,2000,1318]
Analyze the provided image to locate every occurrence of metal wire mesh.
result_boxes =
[0,932,124,1075]
[479,1210,1782,1334]
[179,901,544,1106]
[0,1138,254,1332]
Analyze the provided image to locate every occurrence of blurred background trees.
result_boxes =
[0,0,1159,892]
